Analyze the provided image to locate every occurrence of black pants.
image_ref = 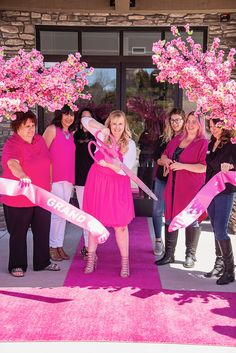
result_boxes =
[3,205,51,272]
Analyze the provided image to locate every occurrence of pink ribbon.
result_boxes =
[0,178,110,244]
[169,171,236,231]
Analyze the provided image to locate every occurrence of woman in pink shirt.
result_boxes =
[43,105,76,261]
[1,111,60,277]
[155,112,208,268]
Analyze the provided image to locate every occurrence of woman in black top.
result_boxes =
[74,107,96,258]
[204,118,236,285]
[152,108,185,256]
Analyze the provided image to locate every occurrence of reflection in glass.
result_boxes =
[126,68,175,126]
[85,68,116,106]
[183,89,197,115]
[125,68,175,197]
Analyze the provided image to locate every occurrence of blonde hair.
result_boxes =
[181,111,206,141]
[105,110,131,154]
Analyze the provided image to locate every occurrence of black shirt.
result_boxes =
[74,129,96,186]
[206,140,236,194]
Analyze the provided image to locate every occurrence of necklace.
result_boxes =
[63,130,70,140]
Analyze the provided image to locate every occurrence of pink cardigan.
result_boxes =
[163,135,208,222]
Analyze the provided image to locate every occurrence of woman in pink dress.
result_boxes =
[155,112,208,268]
[82,110,136,277]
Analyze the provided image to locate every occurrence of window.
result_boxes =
[40,31,78,55]
[82,32,119,56]
[123,32,161,56]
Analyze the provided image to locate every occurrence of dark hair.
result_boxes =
[209,118,236,148]
[51,105,76,132]
[75,107,96,128]
[11,110,37,133]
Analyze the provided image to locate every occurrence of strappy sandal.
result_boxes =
[80,246,88,259]
[120,257,130,278]
[11,267,24,277]
[43,263,61,271]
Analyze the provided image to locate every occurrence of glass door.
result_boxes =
[124,66,178,198]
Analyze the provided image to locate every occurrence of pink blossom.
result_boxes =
[152,24,236,131]
[0,48,93,121]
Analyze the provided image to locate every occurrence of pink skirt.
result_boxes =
[83,163,135,227]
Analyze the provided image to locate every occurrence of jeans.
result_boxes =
[207,193,234,241]
[152,178,166,239]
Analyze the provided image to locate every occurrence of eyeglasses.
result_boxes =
[170,118,183,124]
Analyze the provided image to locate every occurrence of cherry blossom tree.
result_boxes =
[152,24,236,137]
[0,47,93,121]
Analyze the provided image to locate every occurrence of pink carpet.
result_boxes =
[0,217,235,346]
[64,217,162,289]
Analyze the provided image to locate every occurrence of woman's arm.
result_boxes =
[42,125,56,149]
[123,140,137,170]
[98,140,137,175]
[81,117,109,139]
[7,159,29,179]
[98,159,121,173]
[160,154,173,167]
[170,162,206,173]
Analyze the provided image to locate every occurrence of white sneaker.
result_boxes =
[154,240,164,256]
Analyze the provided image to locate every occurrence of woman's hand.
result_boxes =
[98,159,107,167]
[19,175,32,188]
[101,127,110,137]
[170,161,184,171]
[221,162,234,173]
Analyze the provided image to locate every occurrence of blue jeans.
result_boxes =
[152,178,166,239]
[207,193,234,241]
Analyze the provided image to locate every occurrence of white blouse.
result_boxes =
[81,116,137,175]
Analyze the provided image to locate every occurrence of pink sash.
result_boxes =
[169,171,236,231]
[0,178,110,244]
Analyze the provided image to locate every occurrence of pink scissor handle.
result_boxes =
[88,140,103,163]
[88,130,119,164]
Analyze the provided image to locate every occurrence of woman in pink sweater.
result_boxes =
[155,112,208,268]
[1,111,60,277]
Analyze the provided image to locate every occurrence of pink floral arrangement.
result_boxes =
[152,24,236,141]
[0,47,94,121]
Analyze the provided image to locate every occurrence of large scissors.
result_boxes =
[88,131,158,201]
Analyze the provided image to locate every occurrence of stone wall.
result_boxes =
[0,10,236,57]
[0,9,236,229]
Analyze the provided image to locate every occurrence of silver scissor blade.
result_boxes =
[119,162,158,201]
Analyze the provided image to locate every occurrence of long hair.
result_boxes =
[162,107,186,144]
[105,110,132,154]
[181,111,206,141]
[209,118,236,148]
[51,105,76,132]
[74,107,96,141]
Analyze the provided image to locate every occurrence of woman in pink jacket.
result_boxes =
[155,112,208,268]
